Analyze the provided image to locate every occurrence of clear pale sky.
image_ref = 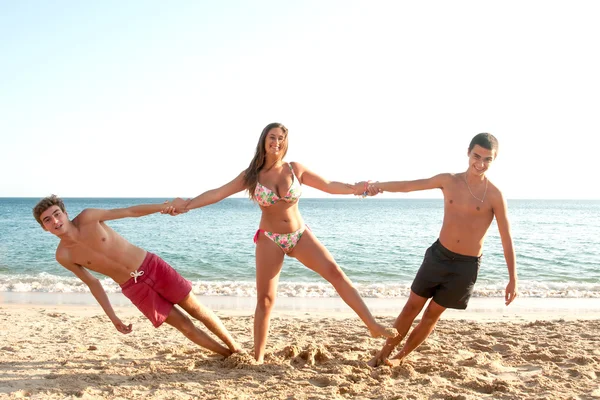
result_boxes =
[1,1,599,199]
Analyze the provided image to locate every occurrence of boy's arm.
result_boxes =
[293,162,367,195]
[492,190,518,306]
[371,174,449,194]
[183,171,247,211]
[77,200,180,223]
[57,253,132,334]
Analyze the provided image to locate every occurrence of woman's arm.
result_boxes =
[292,162,366,195]
[184,171,247,211]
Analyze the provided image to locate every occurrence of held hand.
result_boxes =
[171,197,190,214]
[367,182,383,196]
[161,198,189,216]
[505,280,518,306]
[353,181,369,197]
[112,318,133,334]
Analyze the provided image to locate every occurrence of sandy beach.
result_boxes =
[1,296,600,399]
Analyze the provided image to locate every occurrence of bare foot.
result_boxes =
[367,341,397,368]
[384,358,403,367]
[255,354,265,365]
[369,323,397,339]
[229,348,246,357]
[367,351,385,367]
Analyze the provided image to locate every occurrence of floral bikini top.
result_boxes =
[254,163,302,207]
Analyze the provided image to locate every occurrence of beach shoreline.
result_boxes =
[2,291,600,321]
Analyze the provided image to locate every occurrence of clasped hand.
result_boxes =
[160,198,190,216]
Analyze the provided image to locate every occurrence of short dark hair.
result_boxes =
[469,133,499,154]
[33,195,66,226]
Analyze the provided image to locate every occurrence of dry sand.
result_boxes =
[1,302,599,399]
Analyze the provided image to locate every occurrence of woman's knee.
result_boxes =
[256,293,276,312]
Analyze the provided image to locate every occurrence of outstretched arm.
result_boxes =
[77,200,179,223]
[183,171,247,211]
[492,190,518,306]
[57,253,132,334]
[369,174,449,194]
[293,162,367,195]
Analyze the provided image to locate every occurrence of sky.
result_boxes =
[1,1,599,199]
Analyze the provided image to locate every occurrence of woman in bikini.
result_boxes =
[171,122,394,363]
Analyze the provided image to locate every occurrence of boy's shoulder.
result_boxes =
[484,178,508,209]
[437,172,462,186]
[486,178,504,197]
[55,243,71,264]
[72,208,102,226]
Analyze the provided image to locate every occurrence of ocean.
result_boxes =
[1,197,599,299]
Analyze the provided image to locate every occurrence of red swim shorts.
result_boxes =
[120,252,192,327]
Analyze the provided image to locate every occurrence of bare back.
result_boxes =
[57,213,147,284]
[439,173,501,256]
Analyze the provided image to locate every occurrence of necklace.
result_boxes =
[464,173,488,203]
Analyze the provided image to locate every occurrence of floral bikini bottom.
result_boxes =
[253,225,308,254]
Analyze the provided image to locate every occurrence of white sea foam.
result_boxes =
[1,274,599,298]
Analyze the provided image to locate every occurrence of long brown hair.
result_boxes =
[243,122,289,199]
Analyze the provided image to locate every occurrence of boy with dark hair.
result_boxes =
[367,133,517,366]
[34,195,240,357]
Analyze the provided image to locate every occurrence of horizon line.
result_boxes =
[1,196,599,201]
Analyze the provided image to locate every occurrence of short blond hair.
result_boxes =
[33,195,66,226]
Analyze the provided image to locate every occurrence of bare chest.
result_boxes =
[444,187,493,219]
[65,223,116,268]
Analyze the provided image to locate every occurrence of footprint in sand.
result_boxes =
[414,363,445,374]
[222,352,257,369]
[571,355,596,365]
[390,363,418,379]
[549,348,568,355]
[298,344,332,366]
[277,345,300,359]
[522,351,554,362]
[462,378,511,394]
[516,364,543,378]
[440,369,464,380]
[469,340,494,352]
[309,376,332,387]
[491,343,513,353]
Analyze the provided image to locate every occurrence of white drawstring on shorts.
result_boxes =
[130,270,144,283]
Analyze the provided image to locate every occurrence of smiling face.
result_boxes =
[264,127,288,158]
[467,144,496,177]
[39,205,70,236]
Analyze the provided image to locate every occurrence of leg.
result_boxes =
[164,305,232,357]
[177,292,241,353]
[289,229,394,338]
[367,290,429,367]
[254,234,285,363]
[388,299,446,365]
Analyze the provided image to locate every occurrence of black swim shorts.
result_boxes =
[411,239,481,309]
